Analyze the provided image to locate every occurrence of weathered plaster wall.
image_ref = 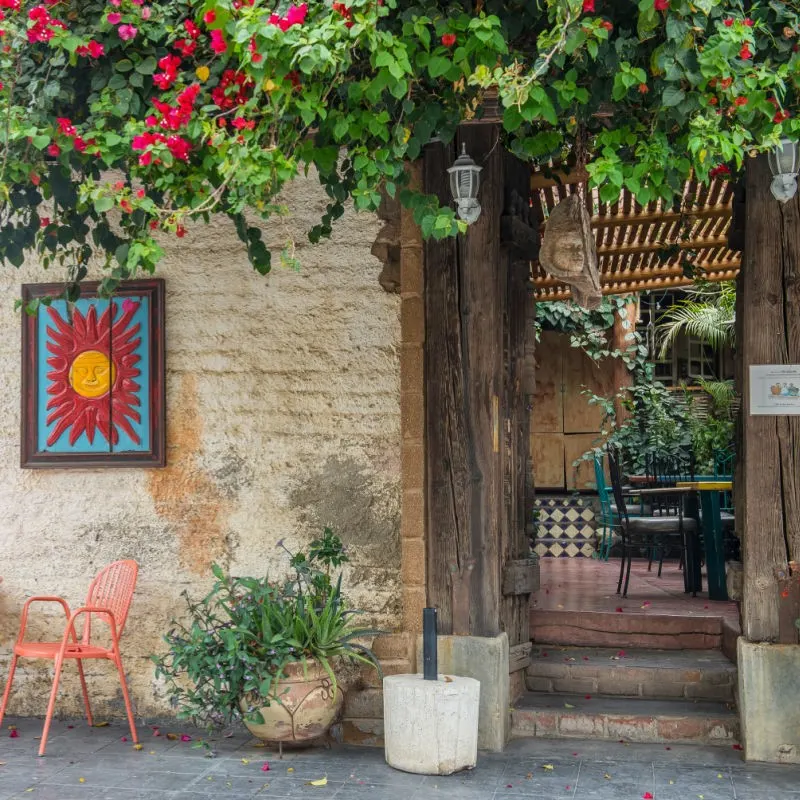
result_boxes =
[0,175,401,719]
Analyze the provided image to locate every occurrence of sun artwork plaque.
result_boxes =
[21,280,165,468]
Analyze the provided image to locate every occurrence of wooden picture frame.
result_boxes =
[21,280,166,468]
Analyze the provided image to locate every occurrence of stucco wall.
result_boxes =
[0,175,401,719]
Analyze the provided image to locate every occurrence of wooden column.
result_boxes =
[740,154,800,642]
[611,299,638,422]
[423,125,504,636]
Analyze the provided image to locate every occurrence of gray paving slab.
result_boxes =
[1,716,800,800]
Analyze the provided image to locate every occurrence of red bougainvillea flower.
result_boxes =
[285,3,307,26]
[582,0,595,12]
[185,19,200,38]
[210,29,227,53]
[723,17,733,26]
[47,142,60,157]
[654,0,668,10]
[744,17,753,26]
[73,136,87,153]
[774,110,791,123]
[638,82,648,93]
[643,794,654,800]
[56,117,76,136]
[739,43,753,59]
[106,11,121,23]
[441,33,456,47]
[176,225,187,238]
[0,0,21,9]
[734,96,748,106]
[601,20,613,30]
[76,39,105,58]
[720,76,733,89]
[709,164,731,178]
[203,9,216,23]
[40,217,50,227]
[118,24,137,40]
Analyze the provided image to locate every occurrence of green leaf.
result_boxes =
[427,55,451,78]
[94,196,114,213]
[661,86,685,107]
[135,56,157,75]
[115,59,134,72]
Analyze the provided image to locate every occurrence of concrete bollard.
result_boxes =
[383,673,481,775]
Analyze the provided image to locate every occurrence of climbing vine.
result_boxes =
[0,0,798,296]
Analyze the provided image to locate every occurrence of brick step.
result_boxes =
[531,609,724,649]
[527,646,736,703]
[511,692,739,746]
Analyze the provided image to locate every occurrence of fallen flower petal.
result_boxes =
[9,730,18,739]
[181,735,192,742]
[643,793,654,799]
[261,763,270,772]
[306,777,328,787]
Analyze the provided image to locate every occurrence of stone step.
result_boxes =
[531,608,724,649]
[526,646,736,703]
[511,692,739,746]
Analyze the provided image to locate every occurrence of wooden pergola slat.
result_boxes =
[531,170,738,300]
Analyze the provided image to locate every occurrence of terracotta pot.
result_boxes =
[241,660,342,743]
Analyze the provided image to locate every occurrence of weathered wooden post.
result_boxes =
[421,124,538,751]
[737,153,800,763]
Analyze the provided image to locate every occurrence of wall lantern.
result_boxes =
[768,137,799,203]
[448,144,482,224]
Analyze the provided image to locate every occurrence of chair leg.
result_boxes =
[39,656,65,757]
[0,654,19,729]
[76,660,93,727]
[623,554,633,598]
[113,655,138,745]
[617,548,626,594]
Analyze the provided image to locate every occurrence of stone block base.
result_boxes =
[383,674,480,774]
[415,632,509,752]
[738,638,800,763]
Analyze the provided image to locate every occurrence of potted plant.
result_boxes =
[152,528,382,743]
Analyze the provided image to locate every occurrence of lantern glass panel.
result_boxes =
[769,139,798,176]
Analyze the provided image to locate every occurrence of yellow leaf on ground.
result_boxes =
[306,777,328,786]
[78,778,85,783]
[166,733,179,740]
[93,722,110,728]
[287,767,294,773]
[133,744,143,751]
[564,703,575,709]
[603,773,612,780]
[542,764,554,771]
[241,759,250,765]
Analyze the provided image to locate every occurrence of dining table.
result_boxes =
[676,480,733,601]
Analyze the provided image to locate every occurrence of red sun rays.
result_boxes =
[44,302,143,448]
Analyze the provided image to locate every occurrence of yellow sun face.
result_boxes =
[68,350,116,399]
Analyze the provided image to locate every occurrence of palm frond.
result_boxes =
[657,284,736,358]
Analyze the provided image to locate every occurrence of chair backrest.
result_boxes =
[83,560,139,643]
[606,446,628,526]
[593,454,613,526]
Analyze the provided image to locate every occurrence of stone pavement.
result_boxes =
[1,716,799,799]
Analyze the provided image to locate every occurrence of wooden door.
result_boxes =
[531,331,612,490]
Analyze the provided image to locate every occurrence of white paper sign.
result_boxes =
[749,365,800,415]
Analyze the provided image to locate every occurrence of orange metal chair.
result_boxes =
[0,560,140,756]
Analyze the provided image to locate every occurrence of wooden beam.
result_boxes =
[740,154,800,643]
[596,236,729,258]
[535,270,741,300]
[533,262,740,289]
[590,205,731,230]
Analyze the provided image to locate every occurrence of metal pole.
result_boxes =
[422,607,438,680]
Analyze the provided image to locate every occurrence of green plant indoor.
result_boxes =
[152,528,382,729]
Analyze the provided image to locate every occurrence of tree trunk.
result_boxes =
[740,155,800,642]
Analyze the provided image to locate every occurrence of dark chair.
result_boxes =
[607,447,698,598]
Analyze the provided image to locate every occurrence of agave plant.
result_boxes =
[152,528,382,728]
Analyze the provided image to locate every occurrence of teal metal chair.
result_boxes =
[593,455,617,560]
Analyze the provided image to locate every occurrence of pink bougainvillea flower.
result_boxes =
[203,9,216,23]
[107,11,121,23]
[210,28,227,53]
[185,19,200,38]
[732,743,743,751]
[180,734,192,742]
[141,6,151,19]
[285,3,307,26]
[744,17,753,26]
[643,793,654,799]
[582,0,594,12]
[261,762,271,772]
[9,729,19,738]
[47,142,61,157]
[654,0,668,10]
[118,23,137,40]
[73,136,87,153]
